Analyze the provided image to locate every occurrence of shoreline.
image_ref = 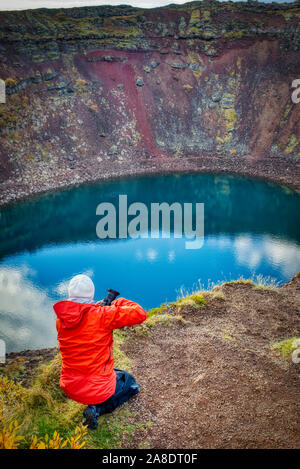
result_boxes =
[0,155,300,207]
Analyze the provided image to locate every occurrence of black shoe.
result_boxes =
[82,405,98,430]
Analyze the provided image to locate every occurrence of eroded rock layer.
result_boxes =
[0,1,299,203]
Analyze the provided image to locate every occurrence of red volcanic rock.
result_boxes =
[0,1,299,203]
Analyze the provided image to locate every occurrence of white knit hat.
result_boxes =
[68,274,95,299]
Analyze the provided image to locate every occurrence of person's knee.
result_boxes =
[130,382,140,395]
[115,369,140,395]
[119,370,135,386]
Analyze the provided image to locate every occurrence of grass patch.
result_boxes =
[113,329,133,371]
[225,274,280,291]
[175,294,207,309]
[0,358,27,381]
[225,278,255,286]
[147,305,167,319]
[272,337,300,358]
[208,288,226,301]
[252,275,281,291]
[146,313,186,327]
[85,408,151,449]
[0,333,148,449]
[133,312,187,337]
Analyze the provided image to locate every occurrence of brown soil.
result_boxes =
[123,276,300,449]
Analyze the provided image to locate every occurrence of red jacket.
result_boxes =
[53,297,146,405]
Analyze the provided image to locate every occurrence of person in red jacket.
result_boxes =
[53,274,147,429]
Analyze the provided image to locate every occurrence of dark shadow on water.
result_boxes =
[1,173,300,260]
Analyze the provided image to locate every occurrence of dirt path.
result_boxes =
[123,277,300,449]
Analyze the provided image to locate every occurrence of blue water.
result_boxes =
[1,173,300,352]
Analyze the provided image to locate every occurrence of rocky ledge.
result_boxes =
[0,1,299,205]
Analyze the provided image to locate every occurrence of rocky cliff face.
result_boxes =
[0,1,299,203]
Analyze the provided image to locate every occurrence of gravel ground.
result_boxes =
[122,276,300,449]
[0,155,300,207]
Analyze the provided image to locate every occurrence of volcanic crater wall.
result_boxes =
[0,1,299,201]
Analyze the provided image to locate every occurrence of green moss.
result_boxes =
[147,305,167,319]
[75,78,87,89]
[5,78,17,88]
[225,275,279,290]
[0,358,26,381]
[146,313,186,328]
[85,407,146,449]
[223,333,234,341]
[47,51,60,61]
[280,104,292,127]
[224,30,248,39]
[278,8,300,20]
[113,329,133,370]
[54,12,68,23]
[224,108,237,131]
[285,134,298,155]
[189,9,201,25]
[32,54,45,63]
[129,309,186,336]
[202,10,211,21]
[0,105,18,128]
[8,131,20,142]
[176,294,207,308]
[186,26,201,36]
[272,337,300,357]
[189,294,207,306]
[32,355,66,402]
[225,278,255,286]
[206,289,226,301]
[99,17,142,39]
[133,130,141,142]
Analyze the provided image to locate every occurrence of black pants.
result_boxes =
[95,368,140,417]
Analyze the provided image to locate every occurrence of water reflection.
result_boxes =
[0,266,57,353]
[1,232,300,353]
[234,235,300,278]
[0,173,300,352]
[0,173,300,260]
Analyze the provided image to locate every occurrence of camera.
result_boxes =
[99,288,120,306]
